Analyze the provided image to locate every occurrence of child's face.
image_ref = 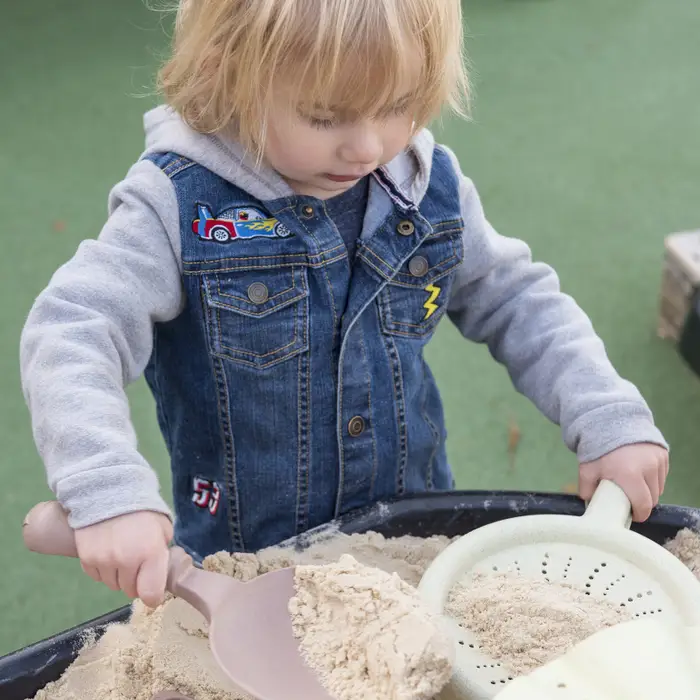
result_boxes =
[264,87,416,200]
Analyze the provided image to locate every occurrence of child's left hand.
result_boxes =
[578,443,669,522]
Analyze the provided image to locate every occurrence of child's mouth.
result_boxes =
[325,173,363,183]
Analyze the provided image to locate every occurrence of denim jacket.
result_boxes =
[142,146,465,556]
[20,106,667,560]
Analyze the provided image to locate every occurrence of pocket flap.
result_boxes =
[204,267,308,318]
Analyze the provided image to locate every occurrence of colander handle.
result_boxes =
[582,479,632,529]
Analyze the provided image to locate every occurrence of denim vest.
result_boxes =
[143,147,464,559]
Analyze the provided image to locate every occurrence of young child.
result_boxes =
[20,0,668,608]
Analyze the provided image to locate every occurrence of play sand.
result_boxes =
[28,526,700,700]
[290,554,454,700]
[446,572,632,676]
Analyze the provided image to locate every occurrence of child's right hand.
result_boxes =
[74,511,173,608]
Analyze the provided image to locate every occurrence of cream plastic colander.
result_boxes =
[419,480,700,700]
[493,617,700,699]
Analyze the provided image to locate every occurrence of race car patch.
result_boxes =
[192,204,292,243]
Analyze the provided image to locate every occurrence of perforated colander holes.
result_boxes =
[608,574,627,600]
[600,563,627,596]
[476,663,512,687]
[631,591,662,617]
[584,564,603,595]
[457,623,479,651]
[541,552,551,582]
[489,678,514,686]
[562,555,573,580]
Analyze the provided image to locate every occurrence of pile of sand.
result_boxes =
[29,527,700,700]
[446,572,632,676]
[664,527,700,577]
[290,555,454,700]
[31,531,453,700]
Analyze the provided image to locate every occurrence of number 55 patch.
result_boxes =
[192,476,221,515]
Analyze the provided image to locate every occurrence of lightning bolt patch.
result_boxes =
[423,283,440,319]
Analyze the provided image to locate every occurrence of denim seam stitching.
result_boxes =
[215,273,298,306]
[164,158,197,178]
[359,327,379,501]
[295,350,310,533]
[420,358,440,491]
[203,282,244,550]
[183,252,347,275]
[385,334,407,495]
[183,242,346,266]
[297,212,340,329]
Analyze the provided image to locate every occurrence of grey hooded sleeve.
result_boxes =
[19,159,184,528]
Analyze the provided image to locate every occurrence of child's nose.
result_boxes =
[339,125,382,166]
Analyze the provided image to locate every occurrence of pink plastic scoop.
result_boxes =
[22,501,333,700]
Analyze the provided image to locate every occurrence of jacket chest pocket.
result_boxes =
[379,231,463,339]
[203,266,309,369]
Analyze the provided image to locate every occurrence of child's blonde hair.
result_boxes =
[158,0,470,154]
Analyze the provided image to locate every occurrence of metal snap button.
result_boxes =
[348,416,365,437]
[247,282,269,304]
[301,205,314,218]
[408,255,429,277]
[397,220,415,236]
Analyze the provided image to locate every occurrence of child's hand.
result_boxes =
[74,511,173,608]
[579,443,669,522]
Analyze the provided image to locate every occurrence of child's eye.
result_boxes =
[382,103,411,119]
[308,116,337,130]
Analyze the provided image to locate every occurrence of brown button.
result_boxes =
[247,282,269,304]
[301,205,314,218]
[397,220,415,236]
[348,416,365,437]
[408,255,429,277]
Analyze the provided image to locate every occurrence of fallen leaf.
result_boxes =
[561,482,578,494]
[52,220,66,232]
